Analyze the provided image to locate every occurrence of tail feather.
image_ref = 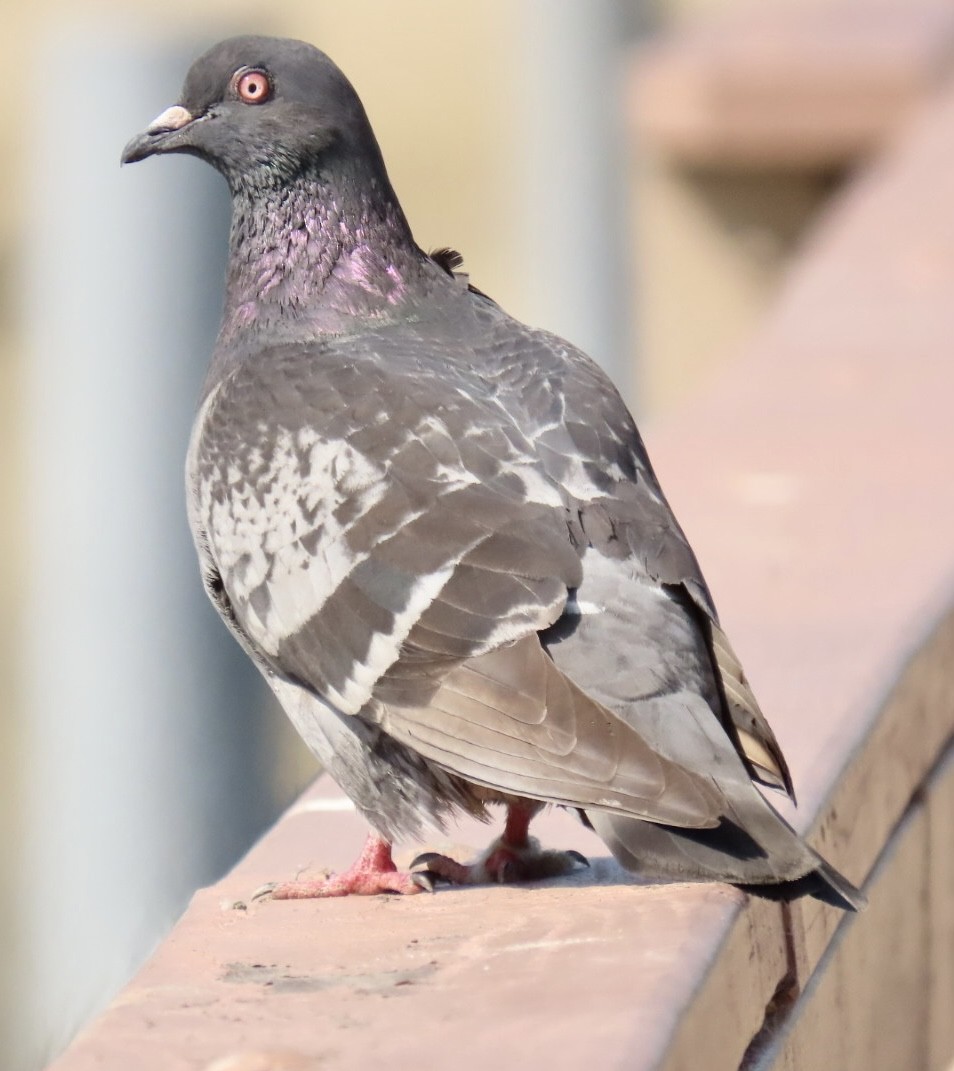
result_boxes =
[807,855,867,911]
[586,802,865,910]
[738,864,866,911]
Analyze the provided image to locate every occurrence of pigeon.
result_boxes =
[121,35,864,909]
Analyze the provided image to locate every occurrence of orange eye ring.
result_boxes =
[232,67,272,104]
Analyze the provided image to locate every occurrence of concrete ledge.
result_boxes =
[50,64,954,1071]
[631,2,954,168]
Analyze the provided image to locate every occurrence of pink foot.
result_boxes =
[258,833,434,900]
[411,804,588,886]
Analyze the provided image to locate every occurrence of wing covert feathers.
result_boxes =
[376,634,722,828]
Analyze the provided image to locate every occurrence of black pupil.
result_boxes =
[246,79,260,95]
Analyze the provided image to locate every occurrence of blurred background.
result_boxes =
[3,0,952,1067]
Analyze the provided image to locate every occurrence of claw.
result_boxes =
[250,882,277,902]
[411,870,437,894]
[410,852,444,871]
[411,848,456,873]
[407,838,585,887]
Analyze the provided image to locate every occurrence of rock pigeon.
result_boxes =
[121,35,863,909]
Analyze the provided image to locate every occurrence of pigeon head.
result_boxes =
[121,35,388,194]
[122,36,431,340]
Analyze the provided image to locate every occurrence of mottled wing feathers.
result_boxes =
[193,333,582,717]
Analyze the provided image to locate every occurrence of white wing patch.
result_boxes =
[557,453,617,501]
[507,463,565,508]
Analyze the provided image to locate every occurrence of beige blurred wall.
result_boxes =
[629,0,944,413]
[636,0,820,414]
[633,160,838,412]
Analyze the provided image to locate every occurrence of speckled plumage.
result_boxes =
[123,35,863,907]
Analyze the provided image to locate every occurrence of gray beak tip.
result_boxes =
[120,105,196,167]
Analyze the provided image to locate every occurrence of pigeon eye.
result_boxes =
[233,68,272,104]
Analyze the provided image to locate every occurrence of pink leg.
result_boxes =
[266,833,432,899]
[412,803,588,886]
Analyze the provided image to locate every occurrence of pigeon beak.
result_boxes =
[121,105,198,165]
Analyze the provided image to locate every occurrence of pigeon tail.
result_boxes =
[587,803,865,910]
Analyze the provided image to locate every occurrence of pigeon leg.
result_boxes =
[412,803,588,885]
[265,832,433,899]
